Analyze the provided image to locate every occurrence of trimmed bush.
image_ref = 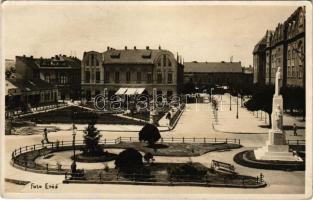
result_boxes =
[114,148,143,173]
[139,124,161,146]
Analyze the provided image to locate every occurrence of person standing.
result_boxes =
[293,123,298,136]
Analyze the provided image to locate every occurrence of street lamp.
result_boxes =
[236,93,239,119]
[71,123,77,174]
[229,93,232,111]
[210,88,214,102]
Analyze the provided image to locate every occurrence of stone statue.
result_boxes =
[274,104,283,131]
[275,67,282,96]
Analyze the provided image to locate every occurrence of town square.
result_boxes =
[2,2,312,199]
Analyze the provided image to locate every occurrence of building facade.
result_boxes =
[81,46,184,100]
[253,6,305,88]
[15,55,81,100]
[183,61,251,90]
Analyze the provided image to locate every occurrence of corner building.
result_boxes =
[81,46,184,100]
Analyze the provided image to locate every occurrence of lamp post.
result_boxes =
[71,123,77,174]
[229,93,232,111]
[236,93,239,119]
[210,88,214,102]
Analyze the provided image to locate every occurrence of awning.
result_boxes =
[135,88,145,95]
[125,88,137,95]
[115,88,128,95]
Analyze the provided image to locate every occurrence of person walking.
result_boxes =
[293,123,298,136]
[166,111,172,130]
[41,128,49,144]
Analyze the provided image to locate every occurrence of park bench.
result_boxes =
[211,160,237,175]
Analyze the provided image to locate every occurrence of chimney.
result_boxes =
[159,45,161,50]
[30,55,33,59]
[146,46,149,50]
[134,46,136,50]
[125,46,127,50]
[107,46,110,50]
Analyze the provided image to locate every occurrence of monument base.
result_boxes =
[254,131,302,162]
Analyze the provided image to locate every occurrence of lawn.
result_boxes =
[20,106,146,125]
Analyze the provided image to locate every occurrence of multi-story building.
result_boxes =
[253,6,305,88]
[183,61,251,90]
[15,54,81,100]
[81,46,184,100]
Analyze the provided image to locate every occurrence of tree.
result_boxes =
[114,148,143,173]
[82,121,104,156]
[139,124,161,146]
[244,85,274,127]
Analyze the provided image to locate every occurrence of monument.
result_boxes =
[254,67,302,161]
[149,88,159,125]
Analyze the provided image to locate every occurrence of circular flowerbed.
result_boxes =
[75,151,117,163]
[233,150,305,171]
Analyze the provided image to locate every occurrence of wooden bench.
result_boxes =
[211,160,237,175]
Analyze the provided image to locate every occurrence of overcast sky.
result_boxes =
[3,2,298,67]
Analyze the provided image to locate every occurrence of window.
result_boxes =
[147,72,152,83]
[96,71,100,83]
[60,74,67,84]
[158,59,161,67]
[104,71,110,82]
[44,73,50,83]
[115,71,120,83]
[91,69,95,82]
[163,55,166,66]
[157,71,162,83]
[85,71,90,83]
[126,71,131,82]
[292,66,295,77]
[96,59,99,66]
[167,72,173,84]
[91,55,94,66]
[288,67,291,77]
[137,72,141,83]
[168,59,172,67]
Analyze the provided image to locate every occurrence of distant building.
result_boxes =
[81,46,184,100]
[253,6,305,88]
[183,61,249,90]
[15,54,81,100]
[5,75,58,112]
[5,59,15,71]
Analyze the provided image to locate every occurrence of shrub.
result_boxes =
[82,121,103,156]
[167,162,208,181]
[139,124,161,146]
[114,148,143,173]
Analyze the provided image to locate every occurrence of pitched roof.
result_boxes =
[16,55,81,69]
[6,75,56,95]
[102,49,173,64]
[253,35,267,54]
[184,62,243,73]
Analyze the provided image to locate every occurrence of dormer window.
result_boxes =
[142,52,151,59]
[110,52,120,59]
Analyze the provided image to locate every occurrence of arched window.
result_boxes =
[167,58,172,67]
[163,55,166,66]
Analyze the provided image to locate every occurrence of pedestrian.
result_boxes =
[166,112,172,129]
[293,123,298,136]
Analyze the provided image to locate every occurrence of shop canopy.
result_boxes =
[115,88,145,96]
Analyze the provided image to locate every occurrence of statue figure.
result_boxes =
[274,104,283,131]
[275,67,282,96]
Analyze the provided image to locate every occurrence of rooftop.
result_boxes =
[184,61,243,73]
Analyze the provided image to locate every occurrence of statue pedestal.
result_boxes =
[254,130,302,162]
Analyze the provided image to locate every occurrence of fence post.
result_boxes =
[26,146,28,151]
[161,138,163,143]
[172,137,174,142]
[239,139,241,145]
[130,137,132,142]
[104,138,106,144]
[204,138,206,143]
[226,138,228,144]
[52,143,54,149]
[182,137,184,143]
[62,141,64,146]
[214,138,216,143]
[297,140,299,146]
[193,137,195,142]
[234,139,236,144]
[46,164,49,173]
[20,147,22,154]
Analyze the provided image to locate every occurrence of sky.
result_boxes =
[3,2,299,67]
